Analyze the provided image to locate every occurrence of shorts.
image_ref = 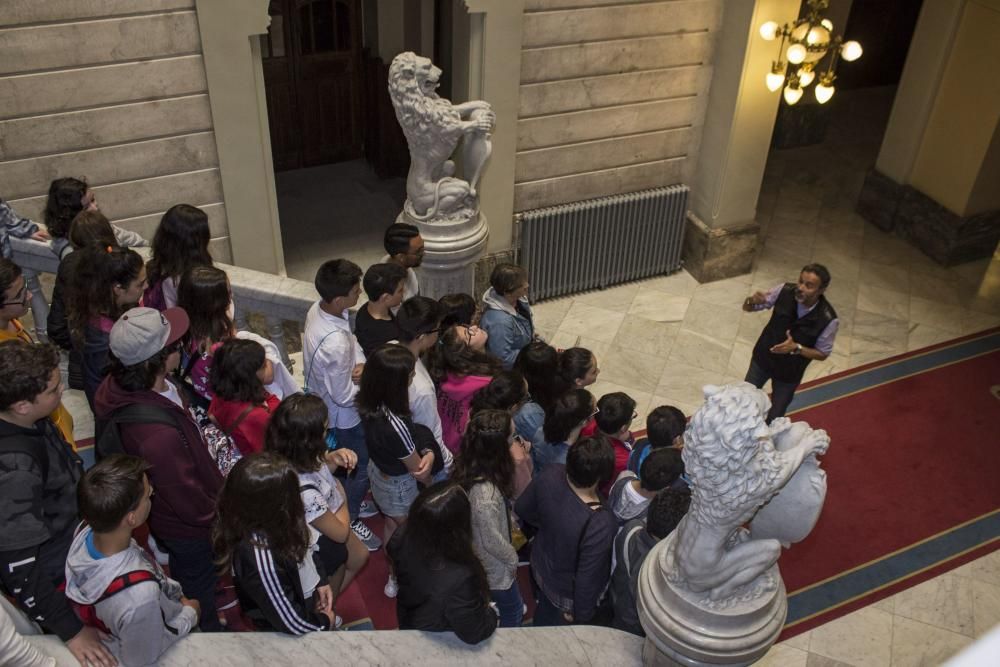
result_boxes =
[317,534,348,574]
[367,461,418,518]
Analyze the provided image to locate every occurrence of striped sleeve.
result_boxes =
[251,543,324,635]
[386,410,417,458]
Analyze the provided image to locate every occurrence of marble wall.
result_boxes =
[0,0,232,261]
[513,0,721,212]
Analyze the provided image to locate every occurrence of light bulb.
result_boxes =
[807,27,822,44]
[784,84,803,105]
[766,71,785,92]
[798,68,815,87]
[787,44,807,64]
[821,19,833,30]
[759,21,780,41]
[815,83,835,104]
[841,40,863,62]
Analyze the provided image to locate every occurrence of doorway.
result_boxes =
[261,0,363,171]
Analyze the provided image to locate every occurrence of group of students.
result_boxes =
[0,179,695,666]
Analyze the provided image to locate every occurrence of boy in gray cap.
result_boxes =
[94,307,224,631]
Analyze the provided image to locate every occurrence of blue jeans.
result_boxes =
[334,422,369,520]
[532,589,570,627]
[745,358,799,423]
[491,579,524,628]
[157,536,221,632]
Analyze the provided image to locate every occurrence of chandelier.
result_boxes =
[759,0,862,105]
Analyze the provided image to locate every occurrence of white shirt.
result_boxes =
[409,356,453,471]
[157,380,184,408]
[303,301,366,429]
[236,331,300,400]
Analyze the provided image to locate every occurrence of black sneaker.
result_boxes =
[351,519,382,551]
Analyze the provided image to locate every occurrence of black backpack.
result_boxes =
[96,403,190,460]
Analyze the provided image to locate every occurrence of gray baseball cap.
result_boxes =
[109,307,190,366]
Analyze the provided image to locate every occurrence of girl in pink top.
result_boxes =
[430,324,502,454]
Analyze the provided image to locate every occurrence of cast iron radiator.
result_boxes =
[516,184,689,301]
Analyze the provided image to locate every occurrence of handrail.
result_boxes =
[10,236,313,366]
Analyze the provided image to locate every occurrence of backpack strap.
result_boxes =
[621,524,644,580]
[97,402,190,459]
[304,328,348,394]
[98,570,158,603]
[209,404,255,437]
[299,483,321,494]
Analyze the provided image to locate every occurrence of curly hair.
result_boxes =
[107,347,171,392]
[44,177,88,239]
[0,340,60,410]
[387,52,463,153]
[451,409,515,498]
[264,393,328,473]
[210,338,267,404]
[213,453,310,575]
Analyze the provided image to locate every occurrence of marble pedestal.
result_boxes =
[637,533,787,666]
[681,213,760,283]
[397,209,489,300]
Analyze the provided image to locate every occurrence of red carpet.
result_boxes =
[776,328,1000,637]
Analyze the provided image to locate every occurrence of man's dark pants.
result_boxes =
[745,358,799,423]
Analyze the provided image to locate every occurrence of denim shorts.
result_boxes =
[367,461,418,518]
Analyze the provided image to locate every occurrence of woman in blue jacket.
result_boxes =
[479,264,534,369]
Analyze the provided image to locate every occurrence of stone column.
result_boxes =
[404,213,490,299]
[857,0,1000,265]
[684,0,801,283]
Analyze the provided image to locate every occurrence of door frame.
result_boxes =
[194,0,525,274]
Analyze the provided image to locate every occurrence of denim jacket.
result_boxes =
[479,288,534,369]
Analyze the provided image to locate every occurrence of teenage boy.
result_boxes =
[628,405,686,475]
[382,223,423,307]
[581,392,638,492]
[65,454,199,665]
[610,487,691,636]
[0,340,114,667]
[608,447,685,524]
[0,258,75,446]
[355,263,406,357]
[94,307,224,631]
[395,296,452,474]
[303,259,381,551]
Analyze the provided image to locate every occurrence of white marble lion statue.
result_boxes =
[669,383,830,602]
[388,51,494,222]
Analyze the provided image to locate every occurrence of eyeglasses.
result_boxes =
[1,284,29,308]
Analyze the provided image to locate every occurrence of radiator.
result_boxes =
[516,185,689,301]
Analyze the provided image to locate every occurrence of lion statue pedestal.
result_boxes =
[637,383,830,666]
[389,51,493,298]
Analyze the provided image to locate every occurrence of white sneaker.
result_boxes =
[384,575,398,598]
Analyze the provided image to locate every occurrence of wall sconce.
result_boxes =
[760,0,862,105]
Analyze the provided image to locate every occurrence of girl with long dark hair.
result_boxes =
[451,410,524,627]
[559,347,600,388]
[212,453,336,633]
[68,245,146,409]
[144,204,213,310]
[177,266,298,405]
[468,371,533,499]
[387,480,498,643]
[429,324,502,454]
[357,345,441,597]
[264,394,369,616]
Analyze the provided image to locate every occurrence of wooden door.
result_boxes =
[261,0,363,171]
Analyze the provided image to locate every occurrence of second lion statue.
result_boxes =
[388,51,495,223]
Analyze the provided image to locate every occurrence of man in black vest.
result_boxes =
[743,264,839,423]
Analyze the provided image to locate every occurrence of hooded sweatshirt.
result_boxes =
[608,471,651,525]
[479,288,534,369]
[64,525,197,666]
[94,376,223,541]
[437,373,492,454]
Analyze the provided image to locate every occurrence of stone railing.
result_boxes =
[10,237,313,367]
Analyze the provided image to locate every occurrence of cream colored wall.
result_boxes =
[0,0,232,260]
[691,0,800,230]
[194,0,283,273]
[513,0,722,213]
[967,122,1000,215]
[908,0,1000,216]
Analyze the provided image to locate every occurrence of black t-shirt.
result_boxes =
[354,305,403,358]
[365,410,443,477]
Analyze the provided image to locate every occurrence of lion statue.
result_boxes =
[388,52,495,222]
[668,383,829,603]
